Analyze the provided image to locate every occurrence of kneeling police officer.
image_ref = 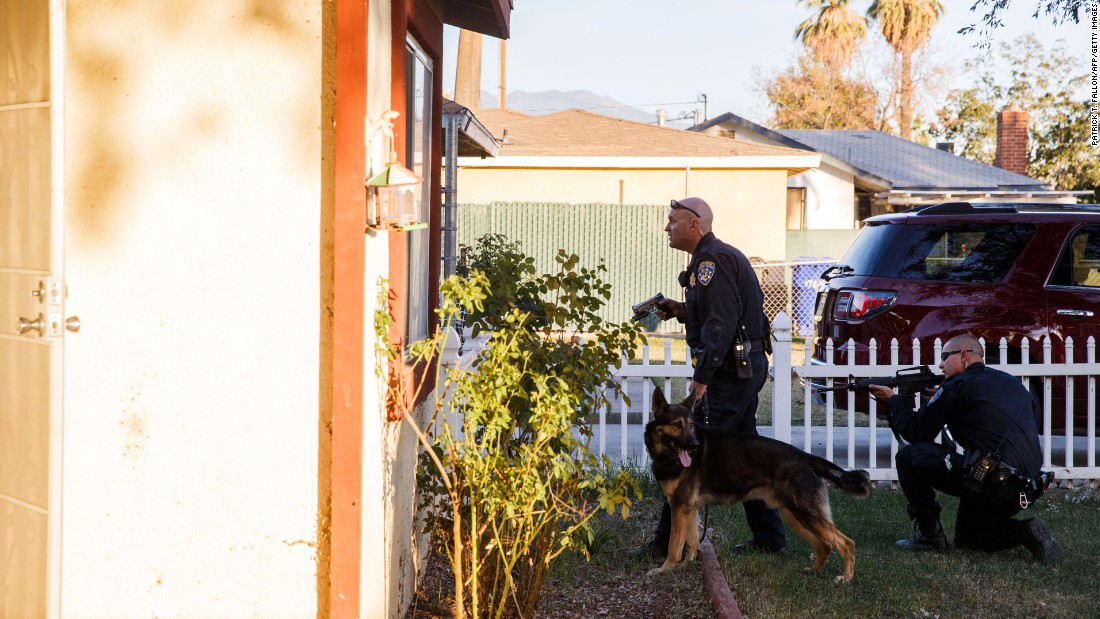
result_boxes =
[868,334,1061,564]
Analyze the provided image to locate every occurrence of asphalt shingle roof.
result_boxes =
[471,108,813,158]
[777,129,1048,191]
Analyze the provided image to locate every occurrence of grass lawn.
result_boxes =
[708,485,1099,619]
[544,468,1100,619]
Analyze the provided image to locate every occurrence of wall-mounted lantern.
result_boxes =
[365,110,425,231]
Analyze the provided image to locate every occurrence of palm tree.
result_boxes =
[868,0,944,139]
[795,0,869,71]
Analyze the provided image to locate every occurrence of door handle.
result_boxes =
[17,313,45,336]
[1056,309,1095,318]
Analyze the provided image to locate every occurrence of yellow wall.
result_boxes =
[456,166,791,261]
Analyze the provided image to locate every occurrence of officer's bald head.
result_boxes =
[672,197,714,232]
[945,334,984,360]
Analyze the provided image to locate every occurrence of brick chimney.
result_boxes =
[994,104,1028,175]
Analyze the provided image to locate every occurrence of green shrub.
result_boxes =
[378,237,643,619]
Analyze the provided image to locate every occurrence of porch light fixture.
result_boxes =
[365,110,424,231]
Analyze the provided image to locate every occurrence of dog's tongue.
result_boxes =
[678,449,692,468]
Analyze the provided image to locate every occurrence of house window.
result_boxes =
[405,36,432,345]
[786,187,806,230]
[855,194,872,227]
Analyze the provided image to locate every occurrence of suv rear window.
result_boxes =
[843,223,1036,283]
[835,224,901,275]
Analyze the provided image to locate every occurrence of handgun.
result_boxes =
[631,293,666,322]
[817,365,942,397]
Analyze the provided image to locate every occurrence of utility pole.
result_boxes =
[499,39,506,108]
[455,30,482,107]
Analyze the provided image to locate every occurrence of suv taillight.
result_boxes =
[833,290,896,320]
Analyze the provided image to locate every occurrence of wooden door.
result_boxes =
[1,1,54,617]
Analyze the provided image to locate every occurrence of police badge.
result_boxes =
[698,261,715,286]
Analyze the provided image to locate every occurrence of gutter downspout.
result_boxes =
[443,113,460,278]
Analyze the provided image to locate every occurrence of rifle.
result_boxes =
[817,365,942,397]
[631,293,666,322]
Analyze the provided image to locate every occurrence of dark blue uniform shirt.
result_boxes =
[682,232,769,385]
[887,362,1043,478]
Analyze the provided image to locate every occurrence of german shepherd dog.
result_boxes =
[644,387,872,582]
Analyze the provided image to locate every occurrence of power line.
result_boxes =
[516,101,698,113]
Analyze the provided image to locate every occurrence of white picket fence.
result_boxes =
[440,312,1100,481]
[606,312,1100,481]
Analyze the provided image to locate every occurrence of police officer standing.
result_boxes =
[868,334,1062,564]
[633,196,786,560]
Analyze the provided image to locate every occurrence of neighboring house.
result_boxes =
[2,2,509,619]
[691,111,1082,260]
[456,108,820,262]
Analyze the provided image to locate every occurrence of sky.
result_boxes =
[442,0,1095,127]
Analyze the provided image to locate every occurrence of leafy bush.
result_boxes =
[458,233,545,330]
[378,236,643,619]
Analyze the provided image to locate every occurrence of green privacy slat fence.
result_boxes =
[457,202,686,332]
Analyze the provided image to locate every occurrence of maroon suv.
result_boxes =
[810,202,1100,433]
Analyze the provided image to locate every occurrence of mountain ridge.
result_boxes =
[474,89,694,127]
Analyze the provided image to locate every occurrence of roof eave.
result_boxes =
[456,154,822,170]
[690,113,813,152]
[817,154,892,190]
[444,106,500,157]
[442,0,512,39]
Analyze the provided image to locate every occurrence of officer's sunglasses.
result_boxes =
[670,199,701,219]
[940,349,974,361]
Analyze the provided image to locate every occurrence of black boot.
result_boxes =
[732,539,787,554]
[896,518,949,552]
[628,537,668,561]
[1020,517,1063,565]
[630,503,671,561]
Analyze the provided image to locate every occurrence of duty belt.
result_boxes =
[690,337,770,365]
[742,337,769,353]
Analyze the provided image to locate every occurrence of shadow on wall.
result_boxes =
[68,0,319,242]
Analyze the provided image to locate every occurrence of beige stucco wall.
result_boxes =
[62,2,329,617]
[456,166,791,261]
[789,162,859,230]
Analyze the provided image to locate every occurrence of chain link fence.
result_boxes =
[636,259,836,337]
[753,260,836,338]
[454,205,836,337]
